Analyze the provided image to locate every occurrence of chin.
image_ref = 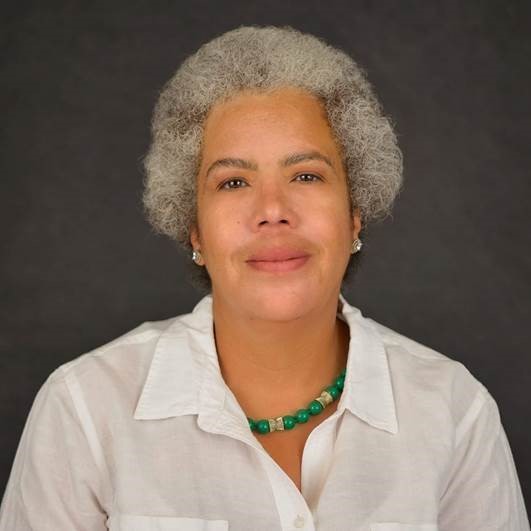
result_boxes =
[239,282,322,322]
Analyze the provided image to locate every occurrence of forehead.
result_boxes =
[201,86,340,158]
[204,86,327,126]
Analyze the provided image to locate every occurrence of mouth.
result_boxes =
[246,255,310,273]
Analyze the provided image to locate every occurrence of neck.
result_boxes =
[211,292,350,420]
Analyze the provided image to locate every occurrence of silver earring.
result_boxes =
[351,238,363,254]
[192,249,203,265]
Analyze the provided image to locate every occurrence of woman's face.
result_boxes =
[191,86,361,321]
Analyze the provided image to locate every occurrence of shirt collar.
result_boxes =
[133,293,398,436]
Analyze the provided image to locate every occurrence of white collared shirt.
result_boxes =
[1,293,529,530]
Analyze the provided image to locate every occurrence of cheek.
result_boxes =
[201,208,246,252]
[307,204,352,249]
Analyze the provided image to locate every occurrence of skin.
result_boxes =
[190,86,362,439]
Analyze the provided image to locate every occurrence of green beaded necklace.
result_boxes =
[247,367,346,435]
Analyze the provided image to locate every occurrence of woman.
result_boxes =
[0,25,528,530]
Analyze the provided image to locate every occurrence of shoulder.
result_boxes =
[366,315,500,445]
[41,312,195,422]
[47,316,176,387]
[369,314,485,384]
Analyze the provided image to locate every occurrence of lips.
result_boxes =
[246,249,311,273]
[246,247,310,262]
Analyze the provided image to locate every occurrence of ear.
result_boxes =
[190,224,201,250]
[351,207,362,240]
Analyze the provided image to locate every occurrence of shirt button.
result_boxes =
[293,514,305,528]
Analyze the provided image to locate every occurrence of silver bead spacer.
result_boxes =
[268,418,283,433]
[274,416,285,431]
[320,390,334,406]
[315,396,327,408]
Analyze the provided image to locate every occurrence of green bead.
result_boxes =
[326,385,340,399]
[308,400,324,415]
[256,419,270,434]
[248,418,257,432]
[295,409,310,423]
[283,415,296,430]
[340,368,346,378]
[335,374,345,391]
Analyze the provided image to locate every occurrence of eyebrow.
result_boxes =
[205,150,335,180]
[282,151,334,169]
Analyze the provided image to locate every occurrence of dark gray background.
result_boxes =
[1,0,530,511]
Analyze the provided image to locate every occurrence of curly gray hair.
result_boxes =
[142,25,403,293]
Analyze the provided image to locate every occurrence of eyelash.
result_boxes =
[219,173,323,190]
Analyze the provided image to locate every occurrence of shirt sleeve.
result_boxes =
[439,387,530,530]
[0,372,109,530]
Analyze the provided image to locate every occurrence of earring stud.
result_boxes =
[351,238,363,254]
[192,249,203,265]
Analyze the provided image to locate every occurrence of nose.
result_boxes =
[252,179,296,230]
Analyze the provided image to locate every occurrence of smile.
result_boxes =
[246,255,310,273]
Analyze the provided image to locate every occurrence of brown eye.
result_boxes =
[219,178,248,190]
[295,173,322,183]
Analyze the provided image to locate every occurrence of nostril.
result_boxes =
[258,218,289,226]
